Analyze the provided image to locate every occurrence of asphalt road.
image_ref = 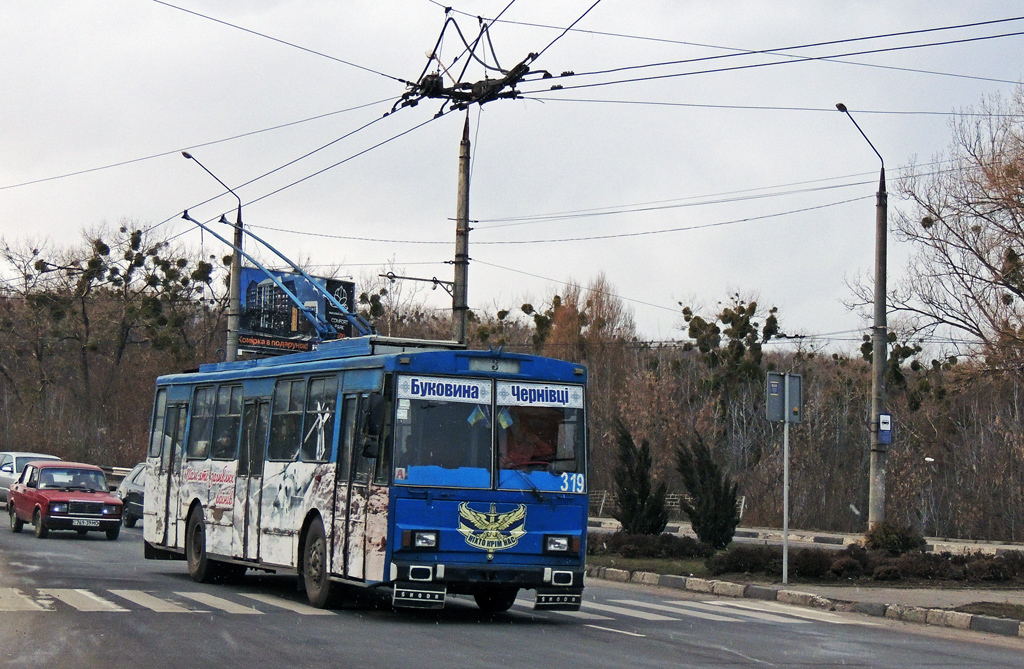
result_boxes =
[1,522,1022,668]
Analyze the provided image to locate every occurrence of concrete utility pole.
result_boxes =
[836,103,888,529]
[452,114,471,344]
[182,152,243,362]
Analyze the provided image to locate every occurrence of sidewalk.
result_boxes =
[588,566,1024,637]
[587,517,1024,638]
[588,516,1024,556]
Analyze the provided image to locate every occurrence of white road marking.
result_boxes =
[109,590,194,613]
[238,592,335,615]
[662,600,809,624]
[583,601,680,621]
[610,599,740,622]
[0,587,46,611]
[176,592,263,615]
[711,600,880,626]
[512,600,613,620]
[39,589,127,612]
[585,624,646,637]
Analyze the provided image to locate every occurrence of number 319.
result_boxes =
[560,473,585,493]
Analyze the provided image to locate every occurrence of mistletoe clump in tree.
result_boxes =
[612,419,668,535]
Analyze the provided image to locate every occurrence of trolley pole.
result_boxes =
[453,114,471,344]
[182,151,243,362]
[836,104,888,529]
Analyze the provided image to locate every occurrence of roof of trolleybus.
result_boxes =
[155,336,588,385]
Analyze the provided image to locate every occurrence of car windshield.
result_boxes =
[15,456,55,472]
[38,468,108,492]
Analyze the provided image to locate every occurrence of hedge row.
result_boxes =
[706,544,1024,583]
[590,530,1024,583]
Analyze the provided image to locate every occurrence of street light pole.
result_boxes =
[836,103,888,530]
[182,151,244,362]
[453,114,471,344]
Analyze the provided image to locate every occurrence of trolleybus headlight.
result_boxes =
[544,535,581,554]
[402,529,439,550]
[49,502,68,515]
[413,531,439,549]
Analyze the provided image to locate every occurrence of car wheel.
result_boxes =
[302,516,332,608]
[186,509,217,583]
[9,506,23,533]
[106,525,120,540]
[33,509,48,539]
[123,513,137,528]
[473,587,518,613]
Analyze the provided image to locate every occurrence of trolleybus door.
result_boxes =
[159,403,187,548]
[342,395,373,580]
[236,399,269,561]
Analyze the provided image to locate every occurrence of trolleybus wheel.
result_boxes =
[33,509,48,539]
[474,587,518,613]
[10,506,23,533]
[123,513,138,528]
[186,510,216,582]
[303,517,332,608]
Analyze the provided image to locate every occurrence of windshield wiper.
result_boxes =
[499,457,546,503]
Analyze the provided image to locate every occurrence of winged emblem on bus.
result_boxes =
[458,502,527,559]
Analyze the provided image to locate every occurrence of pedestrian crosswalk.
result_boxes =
[515,597,876,627]
[0,586,337,616]
[1,585,875,627]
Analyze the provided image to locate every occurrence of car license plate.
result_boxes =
[72,519,100,527]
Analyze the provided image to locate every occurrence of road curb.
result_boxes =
[584,566,1024,638]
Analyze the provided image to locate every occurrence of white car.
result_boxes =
[0,452,61,503]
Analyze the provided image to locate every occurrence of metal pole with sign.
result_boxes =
[767,372,802,585]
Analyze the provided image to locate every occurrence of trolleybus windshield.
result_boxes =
[391,375,586,493]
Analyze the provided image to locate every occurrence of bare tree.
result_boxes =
[890,86,1024,368]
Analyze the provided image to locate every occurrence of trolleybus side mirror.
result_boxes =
[360,393,387,458]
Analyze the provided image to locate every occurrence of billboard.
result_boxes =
[238,267,356,356]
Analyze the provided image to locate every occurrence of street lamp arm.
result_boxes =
[182,151,242,222]
[836,104,885,171]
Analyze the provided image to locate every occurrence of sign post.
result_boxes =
[767,372,802,584]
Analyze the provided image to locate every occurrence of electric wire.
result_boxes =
[0,98,393,192]
[474,181,878,229]
[431,3,1023,85]
[472,196,872,244]
[244,194,872,246]
[151,0,408,83]
[471,257,680,313]
[563,16,1024,79]
[521,96,1023,117]
[533,0,603,61]
[522,30,1024,94]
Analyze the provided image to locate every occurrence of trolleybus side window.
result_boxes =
[300,376,338,463]
[187,386,216,459]
[337,396,357,481]
[148,389,168,457]
[211,385,243,460]
[351,394,375,485]
[269,378,305,461]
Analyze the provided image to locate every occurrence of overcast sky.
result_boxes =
[3,1,1022,351]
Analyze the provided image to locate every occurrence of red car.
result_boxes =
[7,461,122,540]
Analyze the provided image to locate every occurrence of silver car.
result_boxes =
[0,452,61,503]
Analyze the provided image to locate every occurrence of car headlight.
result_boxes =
[101,504,121,516]
[49,502,68,515]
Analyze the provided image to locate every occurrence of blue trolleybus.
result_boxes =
[143,335,587,612]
